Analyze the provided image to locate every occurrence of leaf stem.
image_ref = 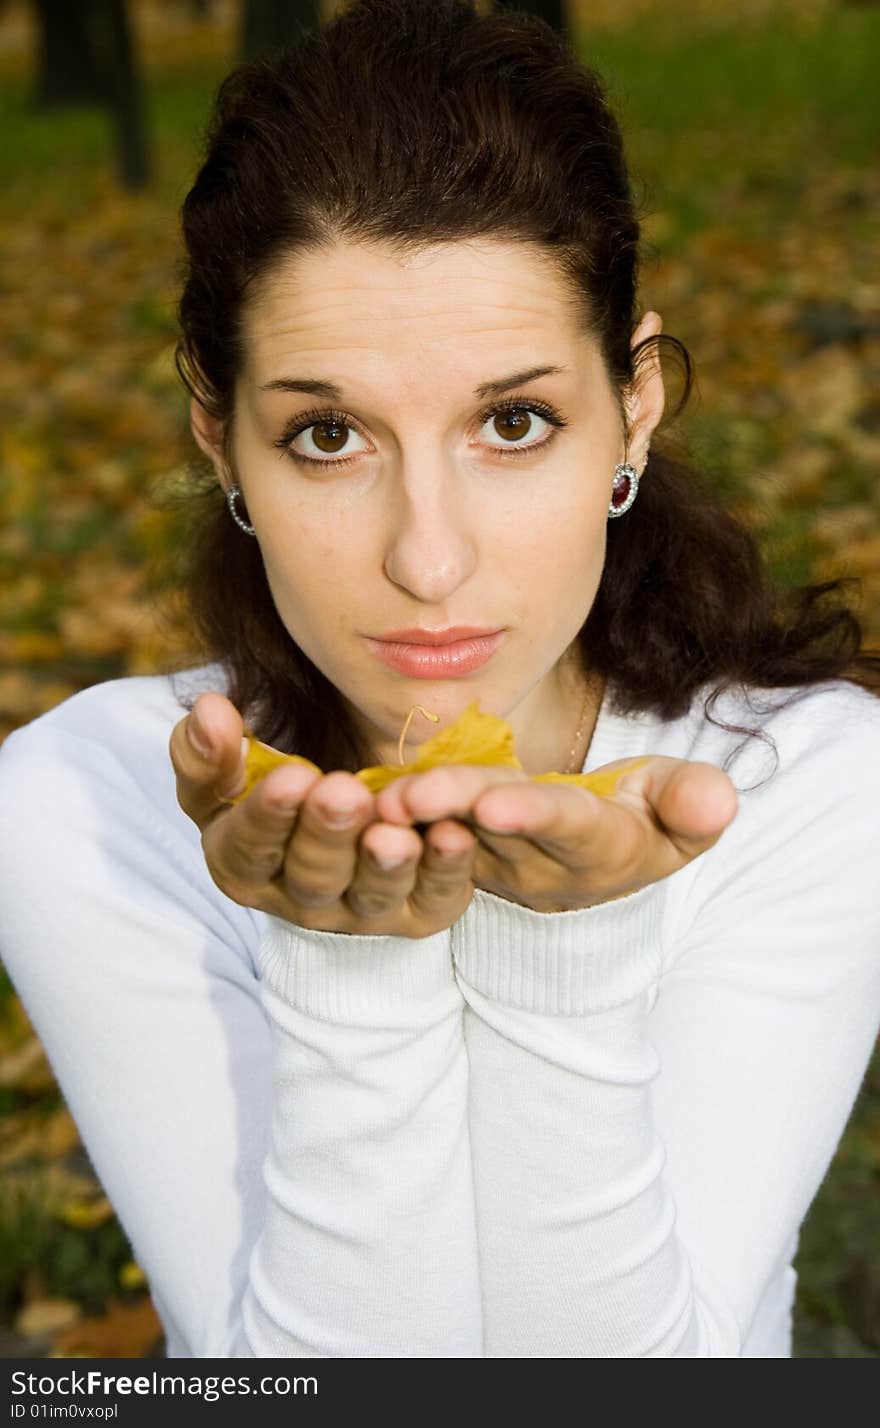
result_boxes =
[397,704,440,765]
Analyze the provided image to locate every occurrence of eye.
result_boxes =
[276,408,368,466]
[476,399,562,458]
[274,396,568,468]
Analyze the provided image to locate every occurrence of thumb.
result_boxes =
[170,691,248,831]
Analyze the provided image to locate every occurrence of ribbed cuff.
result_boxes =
[254,914,455,1023]
[451,882,665,1015]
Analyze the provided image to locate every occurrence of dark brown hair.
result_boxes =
[163,0,879,788]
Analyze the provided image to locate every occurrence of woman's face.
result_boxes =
[193,237,664,770]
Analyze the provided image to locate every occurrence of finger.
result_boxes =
[204,759,322,892]
[421,817,480,860]
[475,778,599,834]
[375,764,528,827]
[378,765,565,870]
[169,692,248,831]
[278,771,380,908]
[622,758,739,853]
[467,764,734,899]
[472,778,614,864]
[407,818,478,920]
[342,822,425,919]
[476,754,738,851]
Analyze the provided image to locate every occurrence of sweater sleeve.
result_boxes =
[242,918,481,1357]
[450,710,880,1357]
[0,723,481,1358]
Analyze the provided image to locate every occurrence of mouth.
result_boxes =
[364,630,506,678]
[373,625,503,646]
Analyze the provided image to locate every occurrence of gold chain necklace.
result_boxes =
[564,688,593,774]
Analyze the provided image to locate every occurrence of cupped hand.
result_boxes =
[169,692,480,937]
[374,755,740,912]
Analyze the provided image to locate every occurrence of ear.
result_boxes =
[623,310,665,471]
[190,398,229,487]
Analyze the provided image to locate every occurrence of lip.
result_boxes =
[373,626,503,646]
[364,630,506,679]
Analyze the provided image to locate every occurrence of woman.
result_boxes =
[2,0,879,1358]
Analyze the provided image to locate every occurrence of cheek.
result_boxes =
[260,518,376,651]
[264,547,351,613]
[257,498,344,576]
[509,485,607,571]
[534,496,609,620]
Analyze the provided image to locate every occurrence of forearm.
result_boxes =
[452,884,737,1358]
[459,990,723,1357]
[239,918,483,1357]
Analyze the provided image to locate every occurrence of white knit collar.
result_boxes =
[580,680,670,774]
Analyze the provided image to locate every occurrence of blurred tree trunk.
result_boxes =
[85,0,150,190]
[241,0,321,59]
[239,0,568,60]
[494,0,566,33]
[30,0,149,190]
[32,0,105,107]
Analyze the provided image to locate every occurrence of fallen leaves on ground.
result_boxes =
[51,1295,164,1359]
[0,0,877,1362]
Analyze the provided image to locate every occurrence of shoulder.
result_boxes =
[0,659,227,752]
[643,677,880,795]
[656,679,880,957]
[0,661,265,952]
[0,662,265,991]
[597,677,880,971]
[0,661,230,844]
[680,676,880,845]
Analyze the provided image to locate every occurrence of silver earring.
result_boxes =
[608,461,640,519]
[227,484,256,536]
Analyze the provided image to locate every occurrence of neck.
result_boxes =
[353,653,605,777]
[511,658,605,778]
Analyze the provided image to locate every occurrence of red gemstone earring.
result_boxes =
[608,461,640,518]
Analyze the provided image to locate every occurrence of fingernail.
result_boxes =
[370,850,406,870]
[321,806,359,827]
[315,797,361,826]
[270,796,301,815]
[188,713,214,759]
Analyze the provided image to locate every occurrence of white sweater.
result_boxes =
[1,664,878,1358]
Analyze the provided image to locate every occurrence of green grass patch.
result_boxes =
[0,62,229,210]
[0,1171,134,1322]
[580,8,880,244]
[757,508,830,590]
[0,8,877,232]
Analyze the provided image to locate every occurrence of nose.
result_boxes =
[382,459,478,604]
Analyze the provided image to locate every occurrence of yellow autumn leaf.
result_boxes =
[356,701,524,792]
[56,1196,115,1231]
[227,701,652,806]
[230,736,322,805]
[118,1260,147,1291]
[533,764,653,798]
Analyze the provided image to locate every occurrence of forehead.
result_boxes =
[240,237,595,385]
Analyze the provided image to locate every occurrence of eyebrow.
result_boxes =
[259,364,568,400]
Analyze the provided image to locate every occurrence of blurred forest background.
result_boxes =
[0,0,879,1359]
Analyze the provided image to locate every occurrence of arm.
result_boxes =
[244,915,481,1357]
[450,714,880,1357]
[0,724,482,1358]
